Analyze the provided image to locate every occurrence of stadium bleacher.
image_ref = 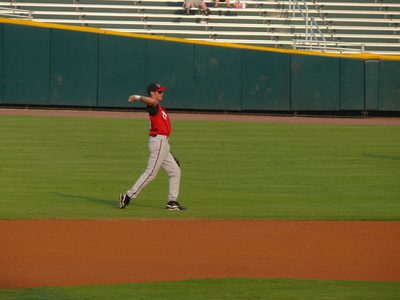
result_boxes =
[0,0,399,54]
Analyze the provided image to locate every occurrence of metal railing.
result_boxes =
[0,7,32,19]
[293,39,366,53]
[289,0,368,53]
[289,0,326,50]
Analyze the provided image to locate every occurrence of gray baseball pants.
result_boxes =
[127,135,181,202]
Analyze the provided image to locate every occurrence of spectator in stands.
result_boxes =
[183,0,211,15]
[214,0,238,8]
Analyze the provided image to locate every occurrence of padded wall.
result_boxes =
[0,21,399,113]
[50,29,98,106]
[2,24,50,105]
[291,55,340,111]
[194,45,242,110]
[98,34,146,108]
[242,50,291,111]
[146,40,195,109]
[340,59,365,110]
[379,60,400,111]
[0,24,2,103]
[365,60,380,111]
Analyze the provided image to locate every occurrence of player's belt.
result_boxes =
[150,134,168,139]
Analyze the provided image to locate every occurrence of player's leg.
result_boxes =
[128,136,170,197]
[119,136,169,208]
[162,151,186,210]
[162,152,181,202]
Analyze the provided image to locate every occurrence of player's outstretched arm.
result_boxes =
[128,95,157,107]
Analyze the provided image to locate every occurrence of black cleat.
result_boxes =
[166,201,187,211]
[119,194,131,209]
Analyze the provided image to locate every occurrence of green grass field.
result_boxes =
[0,114,399,299]
[0,115,399,220]
[2,278,400,300]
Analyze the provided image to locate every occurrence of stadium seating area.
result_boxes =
[0,0,399,54]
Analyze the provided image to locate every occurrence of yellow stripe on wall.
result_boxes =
[1,17,399,61]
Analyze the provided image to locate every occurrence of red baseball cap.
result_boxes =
[147,83,167,94]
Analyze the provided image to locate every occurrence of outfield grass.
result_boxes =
[1,114,399,299]
[1,278,400,300]
[0,115,399,220]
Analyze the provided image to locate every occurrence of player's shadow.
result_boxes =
[52,192,116,208]
[52,192,162,209]
[364,154,400,161]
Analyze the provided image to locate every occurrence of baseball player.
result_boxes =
[119,83,186,211]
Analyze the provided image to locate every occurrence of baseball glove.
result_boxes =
[171,153,181,167]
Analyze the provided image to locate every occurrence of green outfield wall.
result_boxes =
[0,19,399,112]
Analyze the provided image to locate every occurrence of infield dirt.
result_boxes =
[1,220,399,288]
